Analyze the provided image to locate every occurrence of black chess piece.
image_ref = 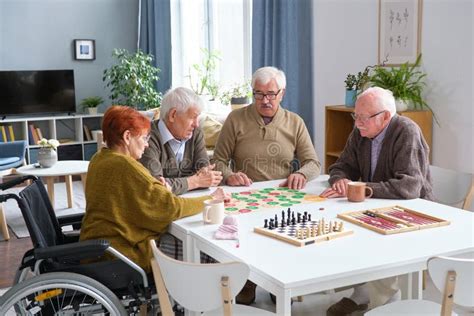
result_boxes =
[297,213,301,223]
[269,219,274,229]
[291,217,296,225]
[308,214,312,221]
[274,215,278,224]
[264,219,268,228]
[281,219,286,228]
[287,208,291,219]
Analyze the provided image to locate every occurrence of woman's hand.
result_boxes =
[210,187,231,202]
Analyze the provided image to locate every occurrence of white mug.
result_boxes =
[202,199,225,225]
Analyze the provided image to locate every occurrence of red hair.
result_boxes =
[102,105,151,148]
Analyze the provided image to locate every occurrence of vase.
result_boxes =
[345,90,357,107]
[37,147,58,168]
[395,99,409,112]
[87,107,98,115]
[231,97,249,111]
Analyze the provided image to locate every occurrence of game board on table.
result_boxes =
[224,187,326,214]
[337,205,450,235]
[254,209,353,247]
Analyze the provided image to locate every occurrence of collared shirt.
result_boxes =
[158,120,187,163]
[370,118,392,180]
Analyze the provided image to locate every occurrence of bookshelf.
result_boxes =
[0,114,103,164]
[324,105,433,173]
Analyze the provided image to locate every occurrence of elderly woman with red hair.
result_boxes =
[80,106,227,272]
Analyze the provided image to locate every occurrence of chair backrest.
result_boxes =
[429,165,474,210]
[428,256,474,309]
[149,240,249,313]
[0,140,27,170]
[18,178,64,248]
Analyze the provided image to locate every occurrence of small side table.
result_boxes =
[16,161,89,209]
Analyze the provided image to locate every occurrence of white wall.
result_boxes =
[312,0,473,175]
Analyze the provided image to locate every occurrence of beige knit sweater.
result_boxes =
[213,104,321,182]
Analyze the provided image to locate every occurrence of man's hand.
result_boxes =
[279,173,307,190]
[188,164,223,190]
[226,172,252,186]
[320,178,350,198]
[196,164,223,187]
[158,176,172,192]
[210,187,231,202]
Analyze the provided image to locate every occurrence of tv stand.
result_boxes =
[0,114,103,163]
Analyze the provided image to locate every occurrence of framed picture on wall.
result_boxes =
[74,39,96,60]
[378,0,422,66]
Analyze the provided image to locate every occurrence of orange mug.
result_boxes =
[347,182,373,202]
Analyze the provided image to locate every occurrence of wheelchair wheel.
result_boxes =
[0,272,127,315]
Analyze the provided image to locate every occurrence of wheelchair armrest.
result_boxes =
[57,213,84,227]
[34,239,110,261]
[0,175,37,191]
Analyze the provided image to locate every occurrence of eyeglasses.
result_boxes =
[141,134,151,142]
[351,110,386,123]
[253,89,281,100]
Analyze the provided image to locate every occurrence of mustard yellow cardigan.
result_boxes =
[80,149,210,272]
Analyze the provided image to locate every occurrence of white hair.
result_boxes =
[357,87,396,117]
[251,66,287,90]
[160,87,204,121]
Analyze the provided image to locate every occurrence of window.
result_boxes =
[170,0,252,94]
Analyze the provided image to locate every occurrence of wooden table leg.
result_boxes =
[0,203,10,241]
[44,177,55,208]
[81,173,87,191]
[65,175,74,208]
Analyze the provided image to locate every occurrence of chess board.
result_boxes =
[337,205,450,235]
[254,210,353,247]
[224,187,325,214]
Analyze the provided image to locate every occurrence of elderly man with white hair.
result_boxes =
[140,87,222,195]
[321,87,433,316]
[213,66,321,191]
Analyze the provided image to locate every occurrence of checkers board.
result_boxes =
[224,187,325,214]
[337,205,450,235]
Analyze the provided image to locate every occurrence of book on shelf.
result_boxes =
[36,127,43,140]
[0,126,7,142]
[7,125,15,141]
[29,124,40,145]
[83,125,92,141]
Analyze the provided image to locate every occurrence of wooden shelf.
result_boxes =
[324,105,432,173]
[0,114,102,163]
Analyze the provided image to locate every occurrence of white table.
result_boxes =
[16,160,89,208]
[171,177,474,316]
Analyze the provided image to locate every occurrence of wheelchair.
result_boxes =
[0,175,159,315]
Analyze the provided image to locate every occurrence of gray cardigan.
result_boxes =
[328,115,433,200]
[139,120,210,195]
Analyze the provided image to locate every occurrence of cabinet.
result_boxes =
[0,114,103,164]
[324,105,432,173]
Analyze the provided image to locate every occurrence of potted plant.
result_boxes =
[103,49,162,110]
[368,54,435,120]
[37,138,60,168]
[189,48,221,101]
[219,80,252,110]
[80,96,104,115]
[344,74,357,107]
[344,66,372,107]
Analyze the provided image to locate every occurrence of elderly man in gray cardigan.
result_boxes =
[321,87,433,316]
[140,87,222,195]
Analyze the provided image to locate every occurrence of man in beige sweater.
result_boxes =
[213,66,321,190]
[213,66,321,304]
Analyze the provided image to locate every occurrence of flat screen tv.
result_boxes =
[0,70,76,117]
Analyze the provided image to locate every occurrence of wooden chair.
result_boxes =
[366,256,474,316]
[149,240,274,316]
[430,165,474,210]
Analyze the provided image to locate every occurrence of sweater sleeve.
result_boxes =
[367,126,430,199]
[293,117,321,180]
[212,112,237,182]
[123,160,211,233]
[328,129,363,185]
